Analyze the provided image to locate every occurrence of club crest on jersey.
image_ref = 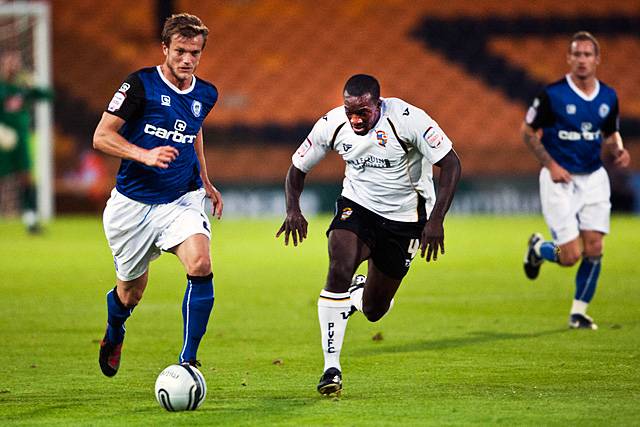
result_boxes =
[340,207,353,221]
[599,103,610,118]
[161,95,171,106]
[566,104,576,115]
[376,130,387,147]
[191,100,202,117]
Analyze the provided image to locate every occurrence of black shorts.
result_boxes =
[326,197,425,279]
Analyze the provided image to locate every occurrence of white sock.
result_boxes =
[350,287,364,312]
[318,290,351,372]
[571,299,588,316]
[350,287,394,316]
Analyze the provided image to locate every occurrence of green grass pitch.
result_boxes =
[0,215,638,425]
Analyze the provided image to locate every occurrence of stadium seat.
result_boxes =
[51,0,639,189]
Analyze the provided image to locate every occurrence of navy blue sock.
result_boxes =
[575,256,602,303]
[106,287,134,344]
[539,241,559,262]
[180,273,214,363]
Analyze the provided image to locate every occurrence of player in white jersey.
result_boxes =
[277,74,461,395]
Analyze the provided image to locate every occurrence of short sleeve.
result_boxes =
[292,115,333,173]
[200,81,219,120]
[404,105,453,165]
[525,90,554,129]
[601,97,619,137]
[105,73,145,121]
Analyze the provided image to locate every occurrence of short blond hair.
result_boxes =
[569,31,600,56]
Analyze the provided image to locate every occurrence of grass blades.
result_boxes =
[0,215,638,425]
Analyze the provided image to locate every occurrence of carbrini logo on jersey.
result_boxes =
[143,119,196,144]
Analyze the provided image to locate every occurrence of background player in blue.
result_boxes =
[521,31,631,330]
[92,13,223,376]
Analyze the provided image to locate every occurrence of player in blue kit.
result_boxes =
[522,31,630,330]
[93,13,223,376]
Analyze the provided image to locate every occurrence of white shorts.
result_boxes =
[103,188,211,281]
[539,166,611,245]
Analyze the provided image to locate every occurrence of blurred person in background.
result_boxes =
[522,31,631,330]
[0,49,51,233]
[93,13,223,377]
[277,74,461,395]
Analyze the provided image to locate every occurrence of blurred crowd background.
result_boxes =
[2,0,639,218]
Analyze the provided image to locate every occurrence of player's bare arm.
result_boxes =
[603,131,631,168]
[420,149,461,262]
[521,122,571,183]
[276,164,308,246]
[194,129,223,218]
[93,112,179,169]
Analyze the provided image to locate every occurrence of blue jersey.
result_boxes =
[525,75,618,174]
[105,66,218,204]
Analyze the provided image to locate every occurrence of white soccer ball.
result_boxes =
[155,364,207,411]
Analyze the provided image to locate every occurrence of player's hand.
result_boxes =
[276,210,308,246]
[420,218,444,262]
[204,181,223,219]
[613,148,631,168]
[548,161,571,183]
[142,146,179,169]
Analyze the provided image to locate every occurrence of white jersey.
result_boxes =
[292,97,453,222]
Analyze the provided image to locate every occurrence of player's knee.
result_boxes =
[583,241,603,258]
[362,302,388,323]
[363,309,385,323]
[186,255,211,276]
[559,251,580,266]
[120,289,143,307]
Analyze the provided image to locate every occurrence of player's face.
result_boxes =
[343,92,381,135]
[162,34,205,86]
[567,40,599,80]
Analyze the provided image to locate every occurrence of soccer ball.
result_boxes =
[155,364,207,411]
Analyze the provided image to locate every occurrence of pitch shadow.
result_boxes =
[354,328,568,356]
